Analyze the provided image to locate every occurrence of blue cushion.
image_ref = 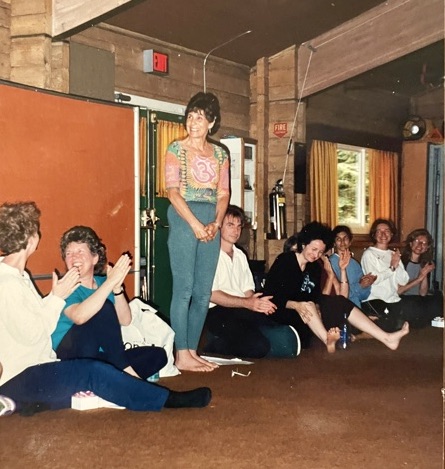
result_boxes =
[259,324,300,358]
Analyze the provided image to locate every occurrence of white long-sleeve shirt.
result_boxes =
[209,246,255,308]
[0,260,65,385]
[360,247,409,303]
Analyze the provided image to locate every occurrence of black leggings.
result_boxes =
[361,299,404,332]
[56,300,167,380]
[400,291,443,328]
[205,306,274,358]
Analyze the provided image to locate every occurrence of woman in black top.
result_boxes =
[264,222,410,353]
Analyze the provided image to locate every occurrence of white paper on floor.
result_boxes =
[201,356,254,366]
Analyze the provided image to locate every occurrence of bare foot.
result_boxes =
[190,350,219,369]
[326,327,340,354]
[384,322,410,350]
[175,350,215,372]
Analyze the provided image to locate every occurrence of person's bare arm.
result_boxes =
[64,255,131,325]
[167,188,211,242]
[337,250,351,298]
[398,262,434,296]
[211,289,276,314]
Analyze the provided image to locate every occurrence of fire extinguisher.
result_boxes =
[268,179,287,240]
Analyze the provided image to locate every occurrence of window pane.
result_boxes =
[337,145,369,233]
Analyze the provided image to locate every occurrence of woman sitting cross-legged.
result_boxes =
[0,201,211,415]
[263,222,410,354]
[51,226,167,382]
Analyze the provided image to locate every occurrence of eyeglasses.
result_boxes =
[412,239,428,247]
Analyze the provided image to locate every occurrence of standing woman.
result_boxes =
[165,92,230,372]
[360,219,409,331]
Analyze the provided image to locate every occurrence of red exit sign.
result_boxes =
[143,49,169,75]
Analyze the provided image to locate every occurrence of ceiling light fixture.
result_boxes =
[402,115,427,140]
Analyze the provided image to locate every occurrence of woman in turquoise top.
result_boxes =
[51,226,167,381]
[165,92,230,372]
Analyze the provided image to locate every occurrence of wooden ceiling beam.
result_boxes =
[52,0,135,38]
[297,0,444,98]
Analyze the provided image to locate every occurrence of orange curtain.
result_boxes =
[309,139,338,227]
[156,120,187,197]
[368,149,399,222]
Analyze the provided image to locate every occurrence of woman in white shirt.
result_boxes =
[361,219,409,332]
[0,201,210,415]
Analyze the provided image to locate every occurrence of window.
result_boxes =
[337,144,370,234]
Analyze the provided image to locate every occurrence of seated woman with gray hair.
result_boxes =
[264,221,409,353]
[0,201,211,415]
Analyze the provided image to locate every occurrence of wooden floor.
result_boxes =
[0,327,443,469]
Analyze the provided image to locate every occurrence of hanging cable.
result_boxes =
[203,30,252,93]
[281,43,316,186]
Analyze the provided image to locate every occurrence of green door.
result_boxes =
[140,110,185,319]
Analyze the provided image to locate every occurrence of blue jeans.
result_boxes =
[56,300,167,379]
[167,202,220,350]
[0,359,169,412]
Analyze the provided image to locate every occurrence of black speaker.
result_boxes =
[294,142,306,194]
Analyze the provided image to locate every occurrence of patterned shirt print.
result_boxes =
[164,141,230,203]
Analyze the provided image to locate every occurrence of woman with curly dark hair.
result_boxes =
[51,226,167,381]
[264,222,409,353]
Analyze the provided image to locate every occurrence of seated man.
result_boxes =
[204,205,300,358]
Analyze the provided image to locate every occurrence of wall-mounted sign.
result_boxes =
[273,122,287,138]
[143,49,169,74]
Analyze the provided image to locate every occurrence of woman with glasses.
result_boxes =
[263,222,409,354]
[360,219,410,332]
[398,228,442,327]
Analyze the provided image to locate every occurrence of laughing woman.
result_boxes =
[360,219,410,332]
[51,226,168,381]
[165,92,230,372]
[264,222,409,353]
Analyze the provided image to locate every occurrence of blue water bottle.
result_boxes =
[339,313,349,350]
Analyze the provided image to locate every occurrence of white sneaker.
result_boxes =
[0,395,16,416]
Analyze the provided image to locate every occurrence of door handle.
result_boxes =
[141,208,168,230]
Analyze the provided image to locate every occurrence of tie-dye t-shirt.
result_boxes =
[164,141,230,203]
